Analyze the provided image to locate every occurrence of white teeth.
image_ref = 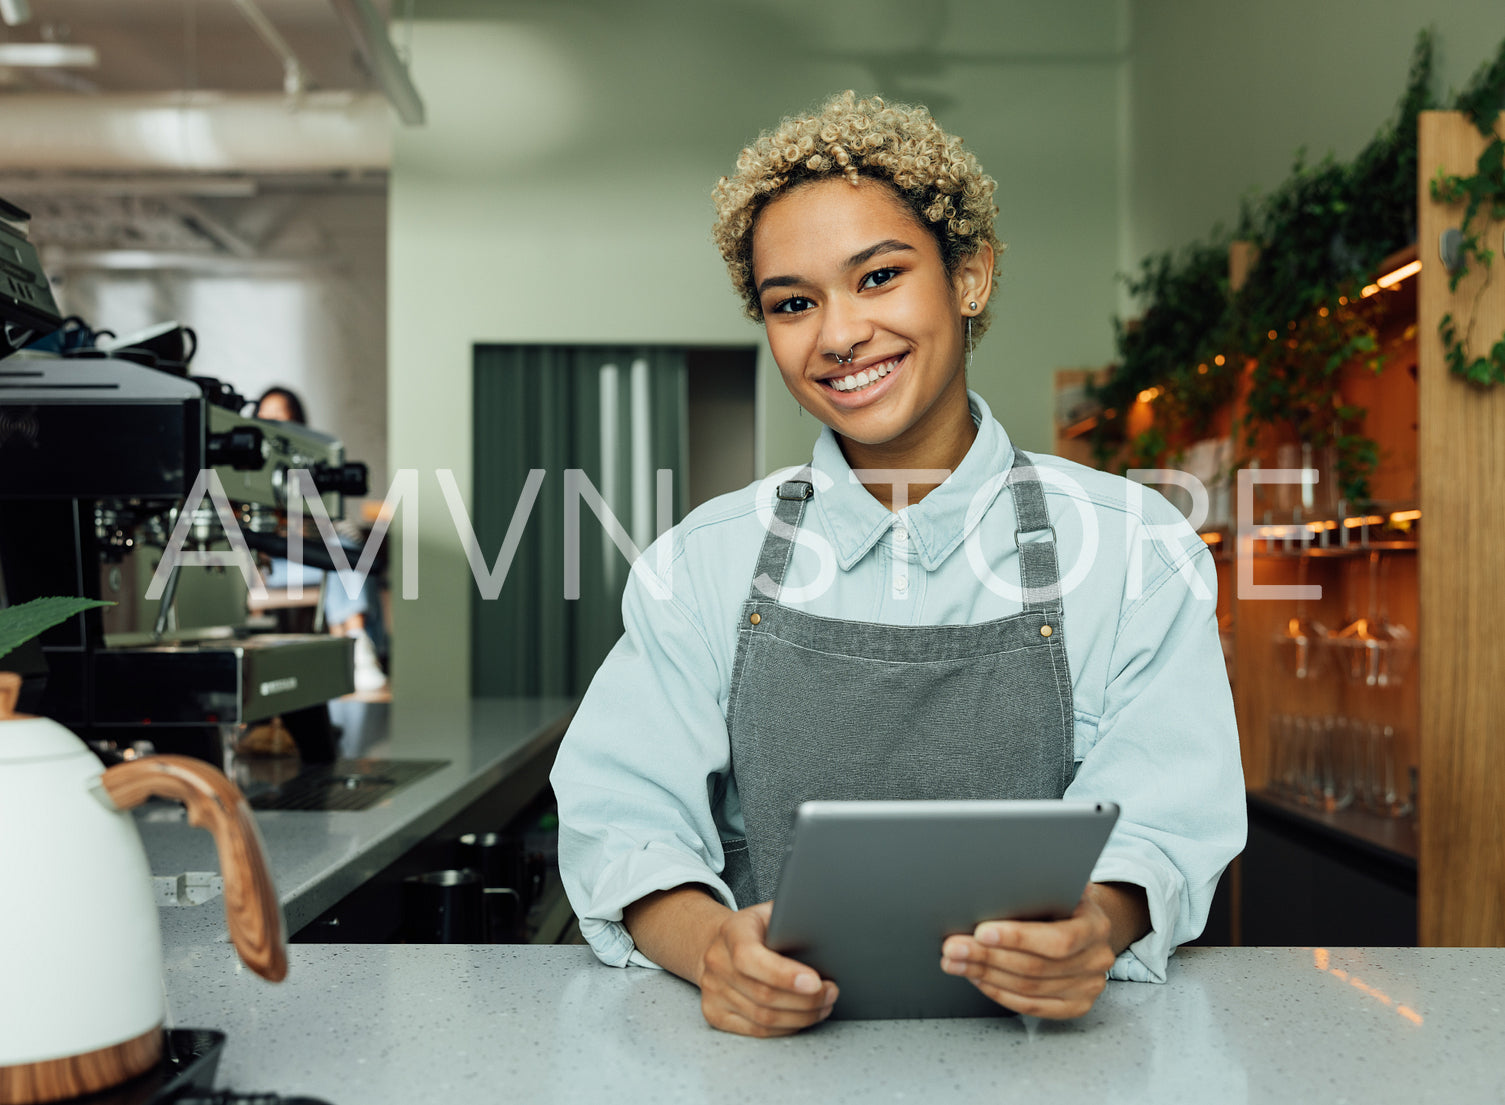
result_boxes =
[829,356,901,393]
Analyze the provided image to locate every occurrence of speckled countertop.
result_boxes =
[163,943,1505,1105]
[143,696,574,944]
[140,700,1505,1102]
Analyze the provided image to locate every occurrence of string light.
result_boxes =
[1360,260,1420,299]
[1378,259,1422,288]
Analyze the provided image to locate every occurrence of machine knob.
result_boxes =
[310,460,368,498]
[207,426,266,471]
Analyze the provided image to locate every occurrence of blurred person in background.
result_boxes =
[254,386,388,693]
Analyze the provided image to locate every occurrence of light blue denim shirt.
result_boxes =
[552,392,1246,983]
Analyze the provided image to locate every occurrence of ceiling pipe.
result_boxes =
[0,92,391,173]
[327,0,424,125]
[41,249,341,276]
[230,0,306,99]
[0,43,97,67]
[0,174,259,197]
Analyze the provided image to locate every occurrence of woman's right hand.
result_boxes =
[624,888,838,1037]
[697,901,838,1036]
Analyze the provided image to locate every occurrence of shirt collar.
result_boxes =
[808,390,1017,572]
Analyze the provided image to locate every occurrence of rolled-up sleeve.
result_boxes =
[551,550,736,969]
[1066,542,1246,982]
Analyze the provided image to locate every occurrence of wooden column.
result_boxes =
[1417,111,1505,946]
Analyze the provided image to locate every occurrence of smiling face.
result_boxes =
[751,176,992,470]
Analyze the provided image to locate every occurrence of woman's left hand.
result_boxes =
[938,882,1146,1019]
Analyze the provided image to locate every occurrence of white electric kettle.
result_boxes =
[0,673,287,1105]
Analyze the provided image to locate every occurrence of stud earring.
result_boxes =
[969,301,978,312]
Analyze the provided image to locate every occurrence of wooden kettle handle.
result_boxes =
[102,755,288,982]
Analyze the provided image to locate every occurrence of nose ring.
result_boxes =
[834,347,856,365]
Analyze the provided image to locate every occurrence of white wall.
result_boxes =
[46,192,389,493]
[1125,0,1505,268]
[389,0,1126,700]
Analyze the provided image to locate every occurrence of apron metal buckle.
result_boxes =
[776,481,814,501]
[1014,524,1058,547]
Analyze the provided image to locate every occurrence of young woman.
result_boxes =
[552,92,1244,1036]
[253,386,388,691]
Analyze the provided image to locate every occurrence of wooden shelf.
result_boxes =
[1052,367,1115,467]
[1060,414,1102,440]
[1246,541,1419,559]
[1200,509,1421,559]
[1303,542,1417,557]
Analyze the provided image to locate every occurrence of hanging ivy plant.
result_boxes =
[1235,32,1432,506]
[1241,289,1389,504]
[1093,30,1438,509]
[1429,40,1505,386]
[1092,238,1236,468]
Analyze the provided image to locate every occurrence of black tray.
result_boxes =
[73,1028,224,1104]
[247,758,447,812]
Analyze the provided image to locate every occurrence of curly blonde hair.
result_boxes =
[712,91,1002,338]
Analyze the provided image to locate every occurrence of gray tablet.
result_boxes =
[764,798,1121,1021]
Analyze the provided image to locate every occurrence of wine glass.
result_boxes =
[1327,553,1413,687]
[1366,555,1414,688]
[1277,557,1327,679]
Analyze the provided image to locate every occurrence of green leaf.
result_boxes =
[0,597,114,663]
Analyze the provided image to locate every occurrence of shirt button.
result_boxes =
[893,523,908,543]
[894,575,909,593]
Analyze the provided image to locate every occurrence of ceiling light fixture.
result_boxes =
[0,42,98,67]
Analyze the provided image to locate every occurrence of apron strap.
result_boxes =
[746,455,1063,612]
[1006,451,1065,614]
[748,470,814,601]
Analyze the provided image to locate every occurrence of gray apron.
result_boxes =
[721,451,1075,905]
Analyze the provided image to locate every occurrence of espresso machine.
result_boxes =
[0,196,368,761]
